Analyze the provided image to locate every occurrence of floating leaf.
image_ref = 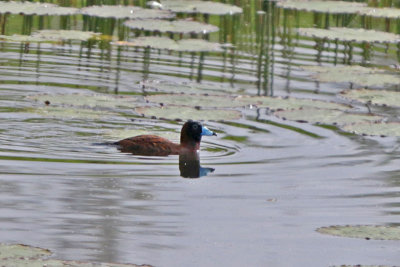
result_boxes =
[136,106,241,121]
[298,27,400,43]
[0,258,145,267]
[273,107,382,125]
[0,34,44,43]
[112,37,223,52]
[0,30,101,43]
[302,65,379,75]
[341,121,400,137]
[113,37,176,50]
[145,94,350,110]
[141,80,239,95]
[235,95,350,110]
[359,7,400,19]
[175,39,222,52]
[124,19,219,34]
[0,243,147,266]
[28,93,138,109]
[0,244,51,260]
[81,5,175,19]
[159,0,243,15]
[0,1,78,16]
[145,94,242,107]
[276,1,367,14]
[341,89,400,107]
[317,225,400,240]
[27,106,117,120]
[302,65,400,87]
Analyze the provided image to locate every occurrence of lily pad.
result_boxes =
[0,30,101,43]
[298,27,400,44]
[136,106,241,121]
[341,89,400,108]
[0,1,78,16]
[359,7,400,19]
[276,1,367,14]
[141,80,239,95]
[0,243,148,267]
[235,95,350,110]
[124,19,219,34]
[317,225,400,240]
[175,39,223,52]
[0,244,51,260]
[159,0,243,15]
[81,5,175,19]
[302,65,400,87]
[273,107,383,125]
[341,121,400,137]
[28,93,138,109]
[112,37,223,52]
[27,106,117,120]
[0,258,147,267]
[145,94,350,110]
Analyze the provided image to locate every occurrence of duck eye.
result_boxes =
[192,124,198,130]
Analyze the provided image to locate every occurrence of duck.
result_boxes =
[115,120,216,156]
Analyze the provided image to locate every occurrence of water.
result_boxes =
[1,1,400,266]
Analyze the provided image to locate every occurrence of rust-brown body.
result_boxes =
[115,120,210,156]
[116,135,182,156]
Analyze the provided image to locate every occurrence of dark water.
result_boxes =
[1,1,400,266]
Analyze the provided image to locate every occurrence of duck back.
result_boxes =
[115,135,180,156]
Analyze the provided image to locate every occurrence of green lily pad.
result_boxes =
[27,106,117,120]
[175,39,223,52]
[0,243,148,266]
[317,225,400,240]
[81,5,175,19]
[145,94,350,110]
[0,30,101,43]
[235,95,350,110]
[341,121,400,137]
[113,37,176,50]
[136,106,241,121]
[0,34,45,43]
[141,80,239,95]
[332,266,392,267]
[159,0,243,15]
[341,89,400,107]
[302,65,400,87]
[28,93,138,109]
[0,244,51,260]
[273,107,383,125]
[359,7,400,19]
[298,27,400,43]
[276,0,367,14]
[0,258,147,267]
[124,19,219,34]
[0,1,78,16]
[112,37,223,52]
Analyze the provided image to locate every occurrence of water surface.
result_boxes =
[1,1,400,266]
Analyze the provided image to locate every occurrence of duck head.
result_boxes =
[180,120,216,151]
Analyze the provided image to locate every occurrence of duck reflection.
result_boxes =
[179,152,214,178]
